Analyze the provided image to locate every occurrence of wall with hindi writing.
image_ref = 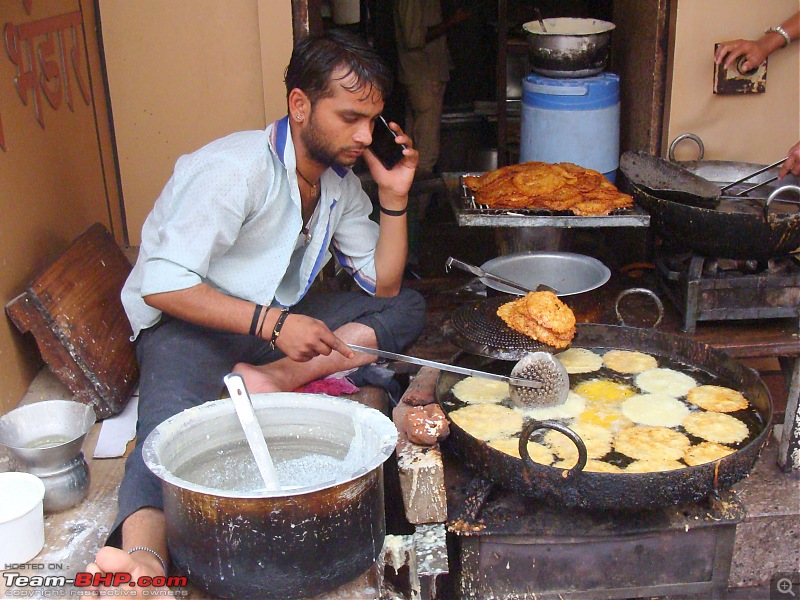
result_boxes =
[0,0,122,416]
[99,0,294,246]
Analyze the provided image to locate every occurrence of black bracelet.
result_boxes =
[379,205,407,217]
[249,304,264,336]
[270,309,290,349]
[256,307,271,339]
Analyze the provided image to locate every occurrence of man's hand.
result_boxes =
[779,141,800,179]
[275,314,354,362]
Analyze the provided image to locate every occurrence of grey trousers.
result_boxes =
[109,288,425,545]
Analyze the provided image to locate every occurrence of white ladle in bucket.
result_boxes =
[223,373,281,491]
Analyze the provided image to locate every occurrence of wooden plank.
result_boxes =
[393,368,447,524]
[5,223,138,419]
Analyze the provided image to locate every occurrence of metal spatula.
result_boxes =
[445,257,559,295]
[349,344,570,407]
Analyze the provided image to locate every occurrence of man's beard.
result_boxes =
[300,113,357,170]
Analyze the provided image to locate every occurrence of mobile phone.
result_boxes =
[369,116,406,169]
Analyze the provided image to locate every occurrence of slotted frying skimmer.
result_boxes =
[349,345,570,408]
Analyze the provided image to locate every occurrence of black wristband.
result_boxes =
[379,205,407,216]
[256,307,271,339]
[249,304,264,336]
[270,309,290,349]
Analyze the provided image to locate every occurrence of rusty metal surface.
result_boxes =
[436,323,772,511]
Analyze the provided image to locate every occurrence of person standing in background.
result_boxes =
[715,11,800,178]
[393,1,473,271]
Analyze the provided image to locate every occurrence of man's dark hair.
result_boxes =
[285,30,392,105]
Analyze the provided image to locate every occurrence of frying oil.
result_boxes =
[24,435,73,449]
[441,346,765,469]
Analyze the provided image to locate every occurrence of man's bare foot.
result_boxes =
[232,362,283,393]
[85,546,170,596]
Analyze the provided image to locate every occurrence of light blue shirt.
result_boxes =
[121,116,380,339]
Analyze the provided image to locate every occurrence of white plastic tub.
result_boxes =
[0,472,46,564]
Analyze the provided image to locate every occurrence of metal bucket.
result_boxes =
[143,393,398,599]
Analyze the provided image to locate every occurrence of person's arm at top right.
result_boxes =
[714,11,799,72]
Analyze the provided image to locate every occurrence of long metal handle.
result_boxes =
[732,175,778,197]
[446,256,559,294]
[348,344,542,389]
[721,158,787,193]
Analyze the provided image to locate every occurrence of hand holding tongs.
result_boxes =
[721,158,787,197]
[445,256,559,295]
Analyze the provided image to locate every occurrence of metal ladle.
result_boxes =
[224,373,281,491]
[534,7,547,32]
[349,345,570,408]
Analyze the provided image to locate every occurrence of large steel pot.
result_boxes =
[143,393,398,599]
[436,323,772,511]
[523,18,615,78]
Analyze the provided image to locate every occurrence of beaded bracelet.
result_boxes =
[128,546,167,576]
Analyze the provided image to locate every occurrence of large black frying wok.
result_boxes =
[436,323,772,511]
[618,151,800,261]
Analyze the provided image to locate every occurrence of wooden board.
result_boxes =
[5,223,138,419]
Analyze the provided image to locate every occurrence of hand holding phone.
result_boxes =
[369,116,407,170]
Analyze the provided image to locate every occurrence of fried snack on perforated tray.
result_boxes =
[497,291,576,348]
[465,161,632,215]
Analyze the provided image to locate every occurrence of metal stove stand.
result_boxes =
[445,456,744,600]
[656,253,800,334]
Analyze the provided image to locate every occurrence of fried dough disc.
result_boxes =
[635,368,697,397]
[684,441,735,466]
[614,426,691,461]
[451,377,509,404]
[574,379,637,404]
[557,162,606,193]
[449,403,523,441]
[625,459,685,473]
[621,393,690,428]
[518,391,586,421]
[488,437,554,464]
[519,291,576,333]
[497,291,577,348]
[512,168,568,197]
[556,348,603,374]
[531,185,583,212]
[687,385,749,413]
[544,422,612,461]
[574,405,633,433]
[602,350,658,374]
[682,412,749,444]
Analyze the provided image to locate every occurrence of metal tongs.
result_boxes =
[445,256,559,295]
[349,344,570,408]
[721,158,788,197]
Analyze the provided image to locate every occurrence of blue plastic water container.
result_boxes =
[520,72,620,181]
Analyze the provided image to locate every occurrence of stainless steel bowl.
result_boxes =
[480,251,610,296]
[523,18,615,78]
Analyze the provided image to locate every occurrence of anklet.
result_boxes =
[128,546,167,576]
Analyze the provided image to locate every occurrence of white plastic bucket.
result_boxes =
[0,472,46,564]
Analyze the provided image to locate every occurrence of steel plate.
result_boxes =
[480,251,610,296]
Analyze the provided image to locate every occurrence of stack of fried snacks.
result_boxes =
[463,161,633,216]
[497,291,576,349]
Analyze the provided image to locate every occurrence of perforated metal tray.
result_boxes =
[443,296,555,361]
